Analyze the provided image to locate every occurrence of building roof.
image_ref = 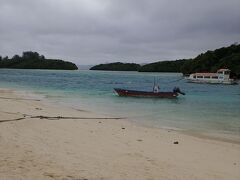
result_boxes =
[191,69,231,76]
[217,68,230,72]
[192,73,217,76]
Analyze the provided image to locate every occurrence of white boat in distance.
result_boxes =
[186,69,238,85]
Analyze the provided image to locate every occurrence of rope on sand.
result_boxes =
[0,96,40,101]
[30,115,124,120]
[0,118,26,123]
[0,114,124,123]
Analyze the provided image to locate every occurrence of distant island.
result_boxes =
[90,62,140,71]
[0,51,78,70]
[90,44,240,77]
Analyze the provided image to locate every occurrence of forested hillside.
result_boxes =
[180,44,240,76]
[90,44,240,77]
[138,60,187,72]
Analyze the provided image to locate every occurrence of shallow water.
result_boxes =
[0,69,240,137]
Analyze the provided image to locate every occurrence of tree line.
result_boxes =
[0,51,78,70]
[90,44,240,78]
[90,62,141,71]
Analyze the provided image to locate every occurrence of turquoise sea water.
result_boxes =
[0,69,240,137]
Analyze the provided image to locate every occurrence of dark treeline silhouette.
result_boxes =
[90,44,240,78]
[0,51,78,70]
[138,59,187,72]
[90,62,141,71]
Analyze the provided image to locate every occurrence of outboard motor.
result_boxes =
[173,87,185,95]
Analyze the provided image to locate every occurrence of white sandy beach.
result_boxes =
[0,88,239,180]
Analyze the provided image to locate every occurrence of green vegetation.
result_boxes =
[180,44,240,76]
[90,44,240,77]
[90,62,141,71]
[0,51,78,70]
[138,60,187,72]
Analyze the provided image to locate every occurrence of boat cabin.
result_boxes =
[187,69,237,84]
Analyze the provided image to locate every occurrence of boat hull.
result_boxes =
[114,88,178,98]
[186,78,238,85]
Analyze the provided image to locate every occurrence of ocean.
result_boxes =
[0,69,240,138]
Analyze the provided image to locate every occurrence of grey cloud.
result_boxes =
[0,0,239,64]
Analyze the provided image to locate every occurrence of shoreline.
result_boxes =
[12,87,240,144]
[0,88,240,179]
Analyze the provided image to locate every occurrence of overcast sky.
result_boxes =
[0,0,240,65]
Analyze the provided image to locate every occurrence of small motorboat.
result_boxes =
[114,87,185,98]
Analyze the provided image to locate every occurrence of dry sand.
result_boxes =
[0,88,239,180]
